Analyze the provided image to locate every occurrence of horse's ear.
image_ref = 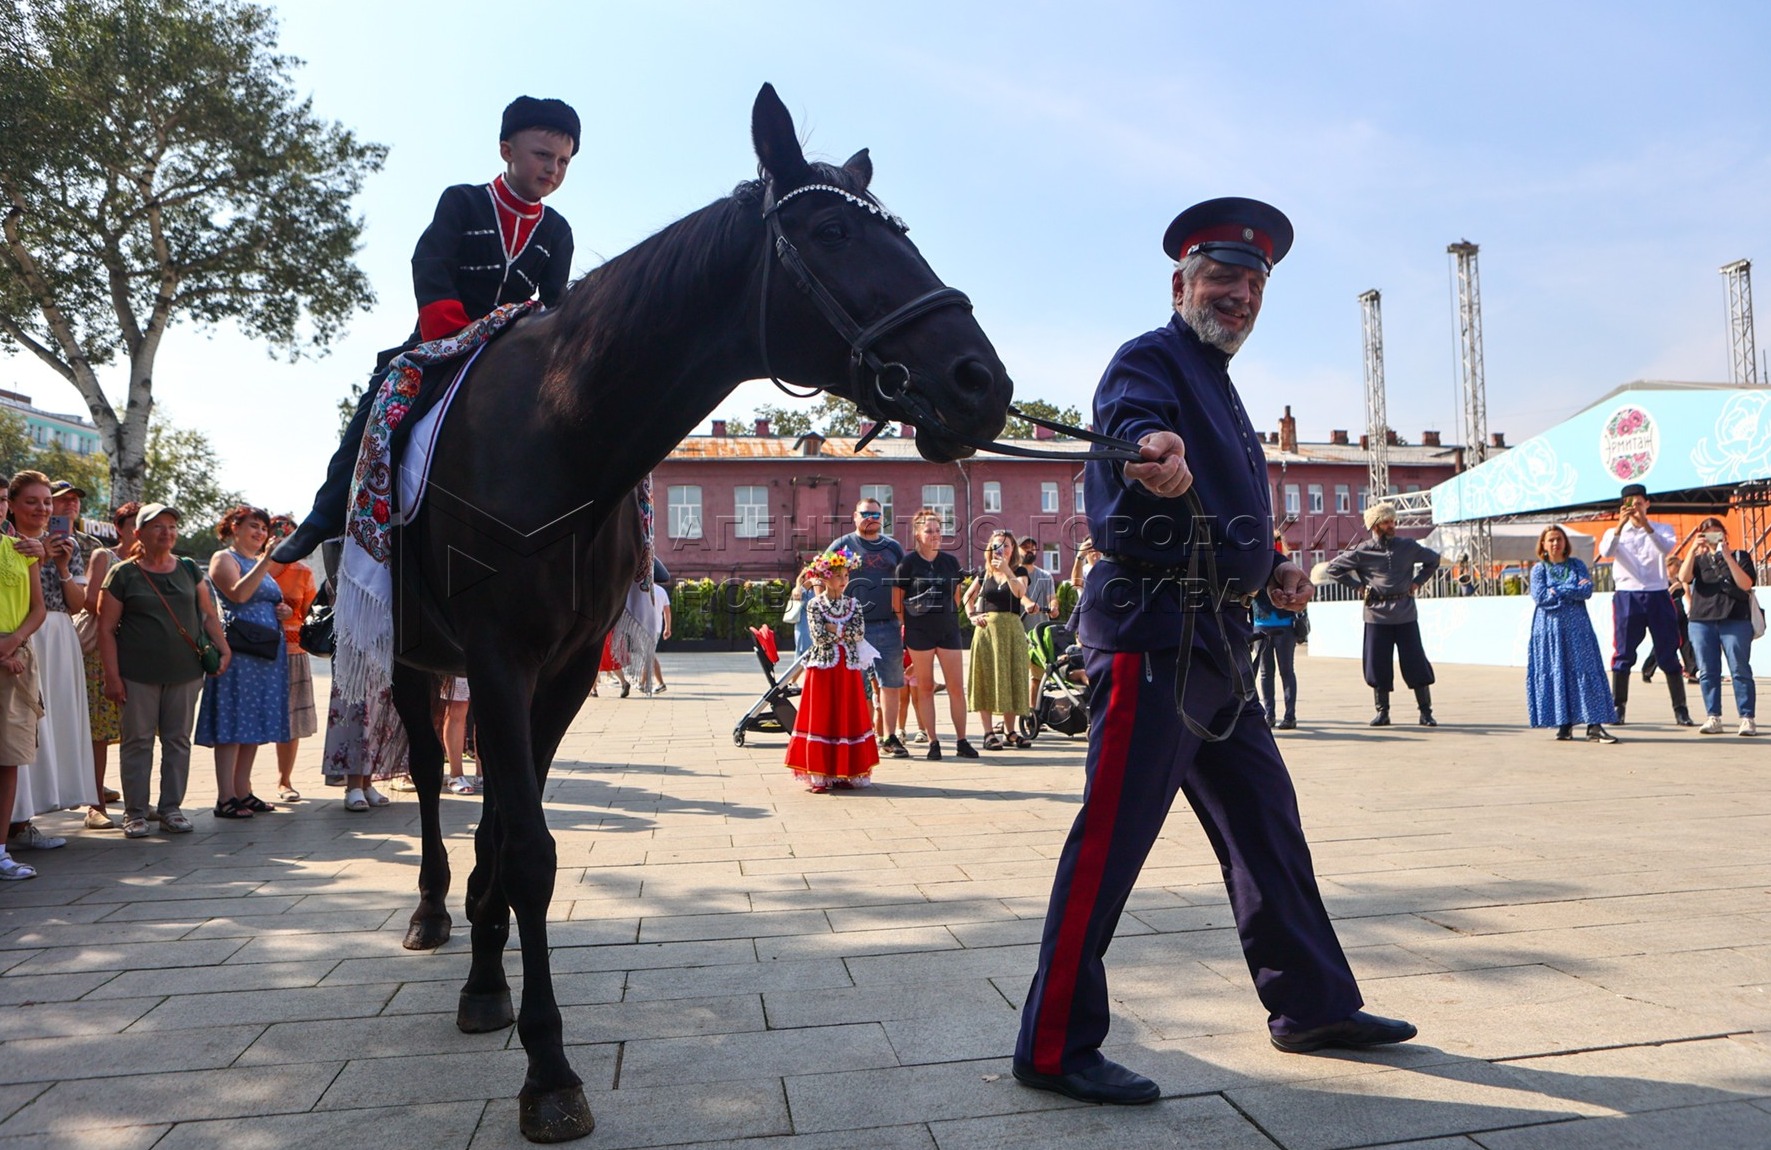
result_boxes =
[841,148,872,191]
[752,83,810,186]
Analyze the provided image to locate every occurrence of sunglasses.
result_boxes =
[859,511,882,520]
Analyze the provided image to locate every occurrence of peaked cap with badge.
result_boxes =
[1162,197,1294,272]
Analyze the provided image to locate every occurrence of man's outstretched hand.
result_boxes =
[1124,431,1192,499]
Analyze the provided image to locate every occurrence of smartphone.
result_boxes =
[47,514,71,538]
[1703,532,1726,547]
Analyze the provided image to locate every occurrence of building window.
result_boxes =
[1043,545,1060,573]
[859,484,893,533]
[1335,485,1351,513]
[922,484,956,536]
[1284,484,1300,516]
[734,486,769,539]
[1310,549,1326,568]
[1041,482,1059,513]
[667,485,702,539]
[1307,484,1324,514]
[982,481,1001,513]
[1073,481,1085,513]
[1406,484,1421,493]
[1358,486,1370,510]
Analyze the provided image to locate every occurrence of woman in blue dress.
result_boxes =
[196,507,291,818]
[1526,525,1618,743]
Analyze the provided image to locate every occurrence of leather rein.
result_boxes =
[756,179,1254,739]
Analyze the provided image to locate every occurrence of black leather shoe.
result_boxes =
[1011,1057,1160,1104]
[1276,716,1296,730]
[1556,724,1574,740]
[1271,1010,1418,1054]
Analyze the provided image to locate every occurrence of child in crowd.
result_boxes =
[786,550,879,793]
[442,677,477,794]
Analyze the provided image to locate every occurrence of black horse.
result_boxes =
[384,84,1012,1142]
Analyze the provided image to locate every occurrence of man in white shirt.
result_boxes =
[1599,483,1695,726]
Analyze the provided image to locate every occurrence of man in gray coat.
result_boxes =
[1324,502,1442,726]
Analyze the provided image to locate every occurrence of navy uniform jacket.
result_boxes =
[1073,315,1279,653]
[409,183,574,343]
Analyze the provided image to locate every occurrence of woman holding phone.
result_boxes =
[1679,518,1758,736]
[964,529,1032,750]
[4,471,94,853]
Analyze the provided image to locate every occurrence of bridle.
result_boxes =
[757,180,1145,464]
[757,178,1254,737]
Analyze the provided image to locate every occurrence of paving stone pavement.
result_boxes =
[1,653,1767,1149]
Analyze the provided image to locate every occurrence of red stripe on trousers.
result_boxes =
[1031,651,1142,1073]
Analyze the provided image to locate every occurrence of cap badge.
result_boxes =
[1241,228,1254,241]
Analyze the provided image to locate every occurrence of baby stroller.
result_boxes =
[732,625,803,747]
[1022,620,1090,739]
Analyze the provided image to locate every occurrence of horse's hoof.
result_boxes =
[518,1084,595,1143]
[403,912,452,951]
[457,988,515,1033]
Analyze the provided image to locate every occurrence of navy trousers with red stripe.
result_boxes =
[1610,589,1682,674]
[1015,644,1362,1074]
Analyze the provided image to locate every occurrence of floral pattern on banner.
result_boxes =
[1693,392,1771,484]
[346,300,539,563]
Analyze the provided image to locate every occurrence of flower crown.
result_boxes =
[809,547,860,579]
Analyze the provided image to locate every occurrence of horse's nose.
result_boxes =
[952,356,1004,401]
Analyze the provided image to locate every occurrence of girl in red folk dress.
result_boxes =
[786,550,879,793]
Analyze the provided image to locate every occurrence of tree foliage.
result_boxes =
[0,0,385,500]
[141,415,242,531]
[1001,399,1084,440]
[740,395,1082,441]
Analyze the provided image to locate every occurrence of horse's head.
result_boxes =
[750,83,1012,463]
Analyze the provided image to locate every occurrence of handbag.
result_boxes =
[781,592,806,625]
[1750,594,1767,642]
[137,558,223,674]
[299,601,335,657]
[225,616,282,661]
[71,610,101,654]
[1292,609,1311,643]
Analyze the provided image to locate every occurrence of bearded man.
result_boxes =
[1324,502,1443,726]
[1010,198,1416,1106]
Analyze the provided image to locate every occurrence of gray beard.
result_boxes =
[1179,299,1253,355]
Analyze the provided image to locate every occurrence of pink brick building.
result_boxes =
[650,411,1494,581]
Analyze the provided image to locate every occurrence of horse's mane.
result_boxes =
[542,161,874,416]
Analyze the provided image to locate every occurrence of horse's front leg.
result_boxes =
[456,787,515,1033]
[470,659,593,1144]
[392,664,452,950]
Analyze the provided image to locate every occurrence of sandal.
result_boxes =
[343,788,369,812]
[122,817,150,839]
[981,733,1005,751]
[161,810,194,834]
[448,775,478,795]
[276,786,301,802]
[213,797,254,819]
[240,794,274,814]
[0,856,37,880]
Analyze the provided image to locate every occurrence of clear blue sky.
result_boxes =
[12,0,1767,512]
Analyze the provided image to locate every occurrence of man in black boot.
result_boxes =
[273,96,581,564]
[1600,485,1695,726]
[1326,503,1441,731]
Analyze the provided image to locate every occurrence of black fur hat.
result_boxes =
[501,96,581,155]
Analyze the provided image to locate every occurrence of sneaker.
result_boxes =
[880,735,910,759]
[84,807,117,830]
[160,810,194,834]
[1741,718,1760,737]
[448,775,478,795]
[343,788,369,812]
[7,824,66,850]
[1699,715,1725,735]
[363,784,390,807]
[954,738,979,758]
[0,855,37,880]
[926,741,942,761]
[122,817,150,839]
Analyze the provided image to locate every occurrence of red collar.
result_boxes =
[490,174,543,218]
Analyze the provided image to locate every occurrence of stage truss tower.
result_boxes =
[1449,241,1493,592]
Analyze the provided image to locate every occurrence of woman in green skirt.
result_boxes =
[965,530,1034,749]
